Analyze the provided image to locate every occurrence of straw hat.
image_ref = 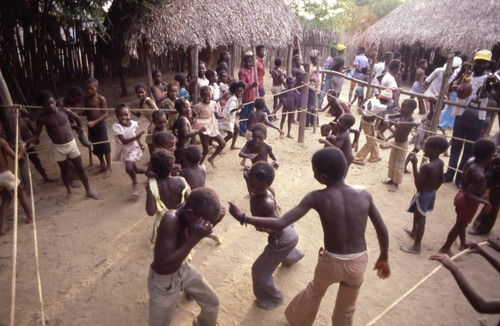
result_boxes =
[379,89,393,101]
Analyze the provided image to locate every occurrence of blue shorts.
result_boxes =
[408,191,436,216]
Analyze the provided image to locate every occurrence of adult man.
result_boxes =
[349,46,369,103]
[307,49,322,128]
[319,44,346,108]
[443,50,493,187]
[371,52,394,96]
[422,57,462,114]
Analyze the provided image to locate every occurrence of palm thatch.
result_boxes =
[357,0,500,57]
[122,0,300,57]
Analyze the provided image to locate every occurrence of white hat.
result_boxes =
[379,89,393,101]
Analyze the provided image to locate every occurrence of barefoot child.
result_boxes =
[171,98,206,168]
[239,123,279,169]
[439,138,496,255]
[240,161,304,309]
[229,147,390,326]
[148,187,223,326]
[248,98,284,138]
[383,99,419,192]
[164,83,179,130]
[133,84,159,155]
[275,77,299,138]
[0,135,33,235]
[218,81,244,150]
[82,78,112,177]
[192,86,226,168]
[270,58,286,114]
[145,150,190,244]
[174,73,190,100]
[18,110,56,183]
[25,91,100,202]
[113,103,146,198]
[318,113,358,176]
[150,69,169,108]
[400,136,449,254]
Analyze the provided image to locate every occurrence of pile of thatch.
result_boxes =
[357,0,500,56]
[123,0,300,57]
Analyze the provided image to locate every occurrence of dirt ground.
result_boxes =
[0,72,499,326]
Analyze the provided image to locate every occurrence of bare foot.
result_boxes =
[207,157,217,169]
[25,218,33,224]
[63,193,73,204]
[240,159,246,167]
[382,180,394,185]
[400,244,420,254]
[230,146,241,150]
[404,227,415,239]
[388,184,398,192]
[208,234,222,245]
[70,180,81,188]
[131,185,140,199]
[287,134,293,139]
[93,166,106,175]
[404,168,411,174]
[103,169,111,178]
[0,225,13,236]
[43,178,57,183]
[86,190,101,200]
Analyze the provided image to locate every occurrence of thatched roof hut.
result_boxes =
[357,0,500,58]
[122,0,301,57]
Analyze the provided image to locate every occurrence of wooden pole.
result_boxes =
[253,45,259,98]
[0,67,16,142]
[298,64,310,143]
[190,45,199,104]
[144,46,153,95]
[286,45,293,77]
[430,56,454,133]
[313,63,320,133]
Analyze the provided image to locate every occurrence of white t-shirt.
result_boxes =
[362,98,387,118]
[452,73,488,120]
[381,73,397,89]
[424,67,445,97]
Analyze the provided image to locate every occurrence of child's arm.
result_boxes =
[267,144,279,169]
[180,119,206,138]
[63,107,84,132]
[145,181,157,216]
[116,130,145,145]
[463,171,492,210]
[88,97,109,127]
[238,142,258,160]
[263,114,284,136]
[409,154,426,189]
[0,138,24,160]
[367,190,390,279]
[318,137,334,147]
[429,254,500,314]
[350,128,360,150]
[468,240,500,273]
[151,85,169,103]
[24,116,44,146]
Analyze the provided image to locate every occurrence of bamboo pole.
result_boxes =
[298,64,310,143]
[430,56,454,132]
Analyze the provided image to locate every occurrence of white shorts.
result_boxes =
[0,170,19,192]
[54,139,81,162]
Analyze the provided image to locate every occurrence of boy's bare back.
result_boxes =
[462,160,488,198]
[416,158,444,192]
[156,176,190,209]
[271,68,285,87]
[180,165,206,190]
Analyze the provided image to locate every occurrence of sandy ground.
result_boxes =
[0,72,499,326]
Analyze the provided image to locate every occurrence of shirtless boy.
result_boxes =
[148,187,224,326]
[82,78,111,177]
[0,134,33,235]
[239,123,279,169]
[270,58,286,113]
[383,99,419,192]
[171,98,206,168]
[239,161,304,309]
[439,138,496,256]
[180,145,206,190]
[247,98,284,138]
[400,136,449,254]
[318,113,358,176]
[26,90,100,202]
[275,77,299,138]
[229,147,390,326]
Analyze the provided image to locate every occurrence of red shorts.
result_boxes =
[454,189,479,224]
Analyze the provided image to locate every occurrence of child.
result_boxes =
[150,69,169,108]
[0,134,33,235]
[82,78,112,177]
[275,77,299,139]
[148,187,223,326]
[18,110,56,183]
[404,101,435,173]
[349,67,369,108]
[218,81,244,150]
[439,138,496,256]
[25,90,100,203]
[316,91,351,135]
[318,113,357,176]
[171,98,206,168]
[411,59,428,114]
[133,84,159,155]
[270,58,286,114]
[228,147,390,326]
[174,73,190,100]
[164,83,179,130]
[383,99,419,192]
[400,136,449,254]
[180,145,206,190]
[192,86,226,168]
[113,103,146,198]
[247,98,284,138]
[145,149,190,244]
[206,69,223,121]
[153,131,181,175]
[239,123,279,169]
[240,161,304,309]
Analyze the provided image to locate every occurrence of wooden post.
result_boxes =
[0,67,16,142]
[286,45,293,77]
[298,63,310,143]
[430,56,454,132]
[229,43,235,78]
[253,46,259,98]
[145,46,153,95]
[190,45,199,104]
[313,63,320,133]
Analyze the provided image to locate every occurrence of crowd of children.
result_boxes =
[1,44,499,326]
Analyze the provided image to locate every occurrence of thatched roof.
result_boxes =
[122,0,300,57]
[357,0,500,57]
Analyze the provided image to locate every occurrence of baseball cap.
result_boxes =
[473,50,492,62]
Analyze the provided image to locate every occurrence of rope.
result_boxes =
[365,241,488,326]
[10,108,20,326]
[26,159,46,325]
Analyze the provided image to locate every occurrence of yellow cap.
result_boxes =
[473,49,491,62]
[337,44,346,51]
